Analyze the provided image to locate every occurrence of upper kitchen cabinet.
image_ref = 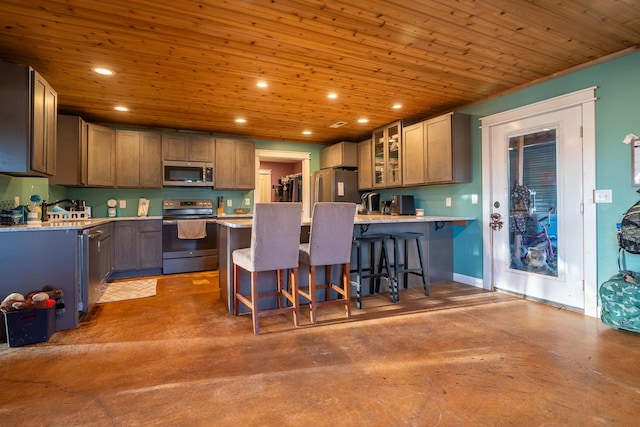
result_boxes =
[51,114,87,186]
[357,138,373,190]
[402,112,471,186]
[162,133,215,162]
[87,124,116,187]
[116,130,162,188]
[372,121,402,188]
[320,141,358,169]
[0,62,57,176]
[215,139,255,190]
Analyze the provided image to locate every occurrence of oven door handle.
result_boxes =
[162,219,218,225]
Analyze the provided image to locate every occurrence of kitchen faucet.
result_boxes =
[40,199,77,222]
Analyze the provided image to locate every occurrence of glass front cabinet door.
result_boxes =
[372,121,402,188]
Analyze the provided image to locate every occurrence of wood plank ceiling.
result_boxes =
[0,0,639,144]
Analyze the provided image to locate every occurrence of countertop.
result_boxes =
[0,216,164,232]
[0,213,474,232]
[217,214,475,229]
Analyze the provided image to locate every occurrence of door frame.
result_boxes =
[254,149,311,217]
[480,87,598,316]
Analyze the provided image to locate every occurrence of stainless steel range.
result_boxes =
[162,199,218,274]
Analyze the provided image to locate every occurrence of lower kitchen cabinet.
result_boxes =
[0,230,80,331]
[112,220,162,278]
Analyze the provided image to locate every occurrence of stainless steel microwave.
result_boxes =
[163,161,214,187]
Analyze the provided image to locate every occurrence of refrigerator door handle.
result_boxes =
[314,173,321,204]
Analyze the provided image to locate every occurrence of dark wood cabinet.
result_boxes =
[87,124,116,187]
[51,114,88,186]
[162,133,215,162]
[215,139,255,189]
[116,130,162,188]
[140,132,163,188]
[113,220,162,275]
[0,62,57,176]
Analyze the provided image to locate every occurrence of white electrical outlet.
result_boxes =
[244,198,250,206]
[119,200,126,208]
[446,197,452,207]
[227,199,233,207]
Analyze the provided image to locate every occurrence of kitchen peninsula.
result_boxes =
[217,214,474,314]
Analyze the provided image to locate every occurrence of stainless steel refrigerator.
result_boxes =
[311,168,359,205]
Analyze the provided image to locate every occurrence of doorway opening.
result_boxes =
[254,149,311,217]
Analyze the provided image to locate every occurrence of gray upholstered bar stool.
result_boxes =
[351,232,397,309]
[388,232,429,300]
[233,203,302,335]
[298,202,357,323]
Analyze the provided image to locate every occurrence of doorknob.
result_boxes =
[489,213,504,230]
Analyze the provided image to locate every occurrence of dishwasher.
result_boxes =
[79,226,109,314]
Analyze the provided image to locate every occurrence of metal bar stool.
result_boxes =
[351,233,397,309]
[388,232,429,300]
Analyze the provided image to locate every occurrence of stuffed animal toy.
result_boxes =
[1,292,25,312]
[1,291,55,312]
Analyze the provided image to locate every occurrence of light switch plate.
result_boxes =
[471,194,478,204]
[227,199,233,207]
[594,189,612,203]
[446,197,452,207]
[244,198,250,206]
[119,199,126,208]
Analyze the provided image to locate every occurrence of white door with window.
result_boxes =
[481,88,597,314]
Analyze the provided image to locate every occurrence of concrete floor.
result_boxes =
[2,271,640,426]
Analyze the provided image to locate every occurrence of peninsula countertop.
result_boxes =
[217,214,475,229]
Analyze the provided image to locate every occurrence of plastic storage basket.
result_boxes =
[3,306,55,347]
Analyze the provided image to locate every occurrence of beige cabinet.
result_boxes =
[51,115,88,186]
[401,112,471,186]
[0,63,57,176]
[357,138,373,190]
[320,141,358,169]
[87,124,116,187]
[215,139,255,190]
[372,121,402,188]
[162,133,215,162]
[116,130,162,188]
[402,122,426,186]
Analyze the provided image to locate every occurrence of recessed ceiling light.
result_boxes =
[392,104,402,109]
[256,81,268,88]
[94,67,114,75]
[114,106,128,112]
[302,130,312,135]
[327,93,338,99]
[235,118,247,123]
[357,118,369,123]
